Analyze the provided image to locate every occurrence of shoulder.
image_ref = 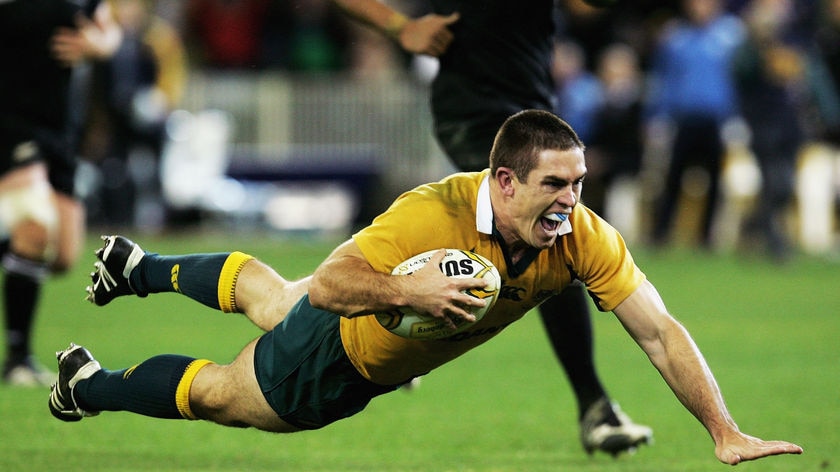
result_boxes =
[564,205,645,311]
[567,205,616,238]
[417,171,485,197]
[354,172,486,272]
[564,205,631,268]
[391,172,484,216]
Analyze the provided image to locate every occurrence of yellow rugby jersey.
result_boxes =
[343,170,646,385]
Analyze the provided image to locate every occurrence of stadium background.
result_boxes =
[72,0,840,254]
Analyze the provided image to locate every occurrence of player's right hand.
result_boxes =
[406,248,487,329]
[399,13,460,57]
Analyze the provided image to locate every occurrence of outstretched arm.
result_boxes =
[331,0,459,56]
[613,280,803,465]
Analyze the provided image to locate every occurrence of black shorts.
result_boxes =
[433,115,505,173]
[0,124,77,196]
[253,295,400,430]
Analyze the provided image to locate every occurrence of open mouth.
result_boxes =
[540,212,567,232]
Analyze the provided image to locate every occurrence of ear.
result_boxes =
[495,167,516,196]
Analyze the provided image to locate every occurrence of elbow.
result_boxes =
[308,264,349,316]
[642,317,692,369]
[307,270,330,311]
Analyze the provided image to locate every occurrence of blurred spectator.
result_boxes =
[731,0,813,260]
[185,0,269,69]
[184,0,356,72]
[792,0,840,253]
[555,0,680,70]
[83,0,187,228]
[551,40,603,144]
[646,0,746,248]
[584,43,646,243]
[262,0,354,72]
[814,0,840,146]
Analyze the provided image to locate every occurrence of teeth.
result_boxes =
[544,213,567,222]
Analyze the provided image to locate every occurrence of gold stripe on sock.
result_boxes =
[217,251,254,313]
[175,359,214,420]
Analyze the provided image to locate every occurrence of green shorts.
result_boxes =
[253,294,400,430]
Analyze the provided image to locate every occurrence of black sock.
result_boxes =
[538,284,617,423]
[3,253,48,365]
[75,354,212,419]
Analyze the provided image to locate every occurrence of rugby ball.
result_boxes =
[375,249,501,340]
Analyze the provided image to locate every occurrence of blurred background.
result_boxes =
[2,2,838,468]
[75,0,840,260]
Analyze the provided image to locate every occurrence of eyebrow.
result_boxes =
[543,172,587,186]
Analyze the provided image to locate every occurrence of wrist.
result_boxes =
[384,12,409,40]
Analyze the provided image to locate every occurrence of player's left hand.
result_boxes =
[50,20,90,66]
[51,7,121,67]
[715,432,802,465]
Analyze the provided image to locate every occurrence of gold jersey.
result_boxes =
[342,170,645,385]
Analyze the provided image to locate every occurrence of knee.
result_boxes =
[11,219,49,260]
[52,195,84,272]
[50,250,77,274]
[188,364,250,427]
[51,258,72,274]
[188,357,298,433]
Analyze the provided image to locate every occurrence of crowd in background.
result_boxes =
[79,0,840,259]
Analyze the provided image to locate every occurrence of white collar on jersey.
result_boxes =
[475,174,573,237]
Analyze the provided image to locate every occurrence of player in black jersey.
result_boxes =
[0,0,120,386]
[332,0,652,456]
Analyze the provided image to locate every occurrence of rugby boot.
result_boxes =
[581,397,653,457]
[48,343,101,422]
[86,235,146,306]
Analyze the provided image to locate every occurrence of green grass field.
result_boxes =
[0,231,836,471]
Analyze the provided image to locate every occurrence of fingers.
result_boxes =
[50,27,85,66]
[738,441,804,462]
[414,249,487,329]
[438,278,487,329]
[716,438,803,465]
[448,294,480,322]
[442,12,460,25]
[439,304,476,330]
[50,13,115,66]
[426,27,454,56]
[401,14,458,56]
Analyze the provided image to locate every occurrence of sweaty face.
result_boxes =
[508,148,586,249]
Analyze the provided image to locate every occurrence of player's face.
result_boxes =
[509,148,586,249]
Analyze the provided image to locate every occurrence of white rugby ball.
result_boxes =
[375,249,501,340]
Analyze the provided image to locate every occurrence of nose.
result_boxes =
[557,185,577,210]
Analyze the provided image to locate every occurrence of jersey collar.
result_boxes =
[476,175,494,234]
[476,174,573,237]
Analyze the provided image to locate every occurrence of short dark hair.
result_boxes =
[489,110,584,182]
